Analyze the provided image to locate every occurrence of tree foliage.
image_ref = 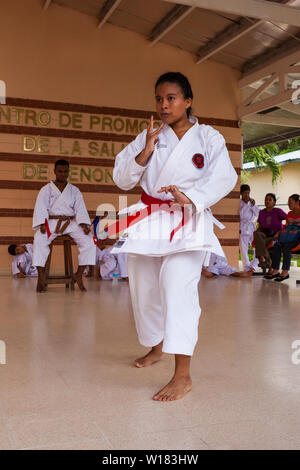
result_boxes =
[243,137,300,184]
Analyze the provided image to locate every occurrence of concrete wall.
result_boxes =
[243,161,300,212]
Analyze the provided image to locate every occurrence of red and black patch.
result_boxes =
[192,153,204,169]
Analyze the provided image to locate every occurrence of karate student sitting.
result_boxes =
[240,184,259,272]
[112,72,237,401]
[8,243,38,278]
[94,242,128,281]
[32,159,96,292]
[202,253,252,278]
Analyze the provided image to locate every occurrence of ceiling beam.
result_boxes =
[196,1,296,64]
[280,101,300,115]
[196,18,264,64]
[162,0,300,27]
[244,81,300,115]
[150,5,195,46]
[244,128,300,148]
[239,87,295,116]
[242,36,300,76]
[243,73,279,107]
[97,0,122,30]
[43,0,52,9]
[242,114,300,127]
[239,49,300,87]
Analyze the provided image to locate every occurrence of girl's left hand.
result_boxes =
[158,185,192,206]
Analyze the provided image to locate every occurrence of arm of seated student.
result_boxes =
[79,223,91,235]
[40,224,46,233]
[16,263,26,278]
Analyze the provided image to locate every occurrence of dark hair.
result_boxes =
[55,159,69,169]
[155,72,193,117]
[289,194,300,202]
[240,184,250,193]
[8,244,17,256]
[265,193,276,203]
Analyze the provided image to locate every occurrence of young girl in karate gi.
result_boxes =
[112,72,237,401]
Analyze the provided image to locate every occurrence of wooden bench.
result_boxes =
[44,235,75,290]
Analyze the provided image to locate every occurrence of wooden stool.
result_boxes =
[45,235,75,290]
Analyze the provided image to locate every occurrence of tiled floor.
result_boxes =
[0,269,299,450]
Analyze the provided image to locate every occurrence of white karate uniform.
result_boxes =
[240,199,259,271]
[32,181,96,267]
[12,244,38,277]
[112,117,237,355]
[204,252,236,276]
[97,246,128,280]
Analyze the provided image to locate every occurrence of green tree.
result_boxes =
[243,144,281,184]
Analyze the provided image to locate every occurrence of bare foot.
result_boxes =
[36,281,46,292]
[73,273,87,291]
[238,270,253,278]
[134,348,163,368]
[153,375,192,402]
[202,269,215,278]
[36,269,46,292]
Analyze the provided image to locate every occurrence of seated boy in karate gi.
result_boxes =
[8,243,38,278]
[202,253,252,278]
[32,159,96,292]
[94,242,128,281]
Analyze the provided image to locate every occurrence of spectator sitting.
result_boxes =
[265,194,300,281]
[253,193,286,270]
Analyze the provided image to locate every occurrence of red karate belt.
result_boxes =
[96,190,187,242]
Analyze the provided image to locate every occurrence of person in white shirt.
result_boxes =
[239,184,259,272]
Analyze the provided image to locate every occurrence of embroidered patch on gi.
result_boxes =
[192,153,204,169]
[157,143,167,148]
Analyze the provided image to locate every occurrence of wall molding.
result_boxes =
[0,152,242,173]
[4,97,240,129]
[0,180,240,197]
[0,124,242,151]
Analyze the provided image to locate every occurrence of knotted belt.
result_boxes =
[93,190,188,244]
[45,215,75,238]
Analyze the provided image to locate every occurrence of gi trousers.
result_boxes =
[239,233,259,271]
[127,250,206,356]
[33,220,96,267]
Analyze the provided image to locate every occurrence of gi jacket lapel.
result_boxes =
[50,181,72,213]
[154,120,198,193]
